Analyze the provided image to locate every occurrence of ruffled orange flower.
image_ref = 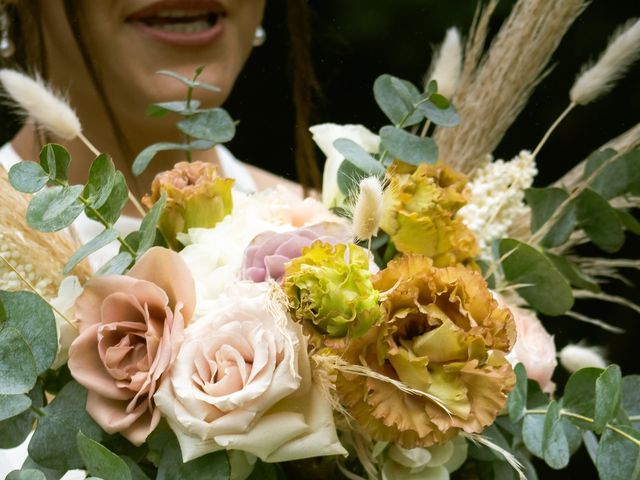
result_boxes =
[380,161,478,267]
[336,255,515,448]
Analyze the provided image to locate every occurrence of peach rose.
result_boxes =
[68,247,195,444]
[507,305,557,394]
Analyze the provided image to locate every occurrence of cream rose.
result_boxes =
[154,282,346,462]
[50,275,83,369]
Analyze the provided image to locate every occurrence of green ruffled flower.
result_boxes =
[283,242,381,339]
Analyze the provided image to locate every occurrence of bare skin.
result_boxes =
[10,0,301,216]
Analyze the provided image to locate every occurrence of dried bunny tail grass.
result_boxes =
[570,18,640,105]
[425,27,463,99]
[0,69,81,141]
[436,0,588,174]
[0,167,91,298]
[559,343,607,372]
[351,176,384,242]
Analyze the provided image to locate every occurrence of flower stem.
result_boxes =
[525,408,640,447]
[532,102,576,158]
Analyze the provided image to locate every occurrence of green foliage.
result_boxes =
[584,148,640,199]
[0,327,37,395]
[416,99,460,127]
[39,144,70,183]
[132,140,214,176]
[373,74,423,127]
[8,161,49,193]
[156,69,221,93]
[622,375,640,428]
[525,187,576,248]
[379,126,438,165]
[507,363,528,422]
[26,185,84,232]
[596,428,640,480]
[77,431,132,480]
[29,381,105,471]
[0,393,31,421]
[85,170,128,226]
[137,193,167,258]
[96,252,134,276]
[594,365,623,434]
[176,109,235,143]
[0,381,44,449]
[0,291,57,375]
[542,401,570,469]
[545,252,600,293]
[6,471,47,480]
[83,154,117,210]
[147,99,201,117]
[334,138,385,195]
[575,188,625,252]
[498,238,573,315]
[64,228,119,274]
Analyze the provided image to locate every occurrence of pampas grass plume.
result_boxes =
[427,27,463,99]
[352,176,383,241]
[570,18,640,105]
[0,69,81,140]
[559,343,607,373]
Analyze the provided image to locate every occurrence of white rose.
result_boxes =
[50,276,83,369]
[380,436,468,480]
[309,123,380,209]
[154,282,346,463]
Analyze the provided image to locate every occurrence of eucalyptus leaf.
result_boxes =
[96,252,133,275]
[562,418,583,455]
[576,189,625,253]
[617,209,640,235]
[147,100,201,117]
[373,74,423,127]
[0,393,31,421]
[64,228,119,275]
[176,109,235,143]
[583,431,599,464]
[584,148,640,199]
[545,252,600,293]
[542,401,570,469]
[6,470,47,480]
[8,161,49,193]
[0,291,57,375]
[379,126,438,165]
[594,365,623,434]
[596,427,640,480]
[416,100,460,127]
[622,375,640,427]
[333,138,385,177]
[498,239,574,316]
[0,381,44,448]
[246,460,283,480]
[132,140,214,176]
[429,92,450,109]
[29,381,104,470]
[426,79,438,95]
[524,187,576,248]
[39,144,70,182]
[523,413,545,459]
[507,363,528,422]
[0,327,37,395]
[85,171,128,226]
[563,367,603,429]
[83,154,116,210]
[77,431,132,480]
[137,193,166,257]
[337,159,368,196]
[27,186,84,232]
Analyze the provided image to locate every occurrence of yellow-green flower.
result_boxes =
[142,161,234,249]
[336,255,515,448]
[283,241,381,339]
[380,161,478,267]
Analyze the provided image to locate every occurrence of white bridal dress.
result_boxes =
[0,142,257,479]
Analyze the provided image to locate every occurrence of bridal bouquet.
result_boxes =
[1,1,640,479]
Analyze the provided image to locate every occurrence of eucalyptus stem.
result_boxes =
[529,149,625,245]
[525,408,640,447]
[0,254,77,330]
[532,102,576,158]
[77,132,146,217]
[53,179,137,257]
[420,119,432,138]
[30,406,46,417]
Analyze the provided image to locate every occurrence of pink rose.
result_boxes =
[68,247,196,444]
[508,305,557,393]
[241,223,351,283]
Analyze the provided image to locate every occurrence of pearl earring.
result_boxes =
[253,26,266,47]
[0,2,14,58]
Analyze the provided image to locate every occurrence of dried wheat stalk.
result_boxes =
[0,166,91,298]
[436,0,588,174]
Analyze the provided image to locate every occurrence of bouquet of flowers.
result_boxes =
[1,2,639,479]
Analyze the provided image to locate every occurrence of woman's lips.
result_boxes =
[127,1,227,47]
